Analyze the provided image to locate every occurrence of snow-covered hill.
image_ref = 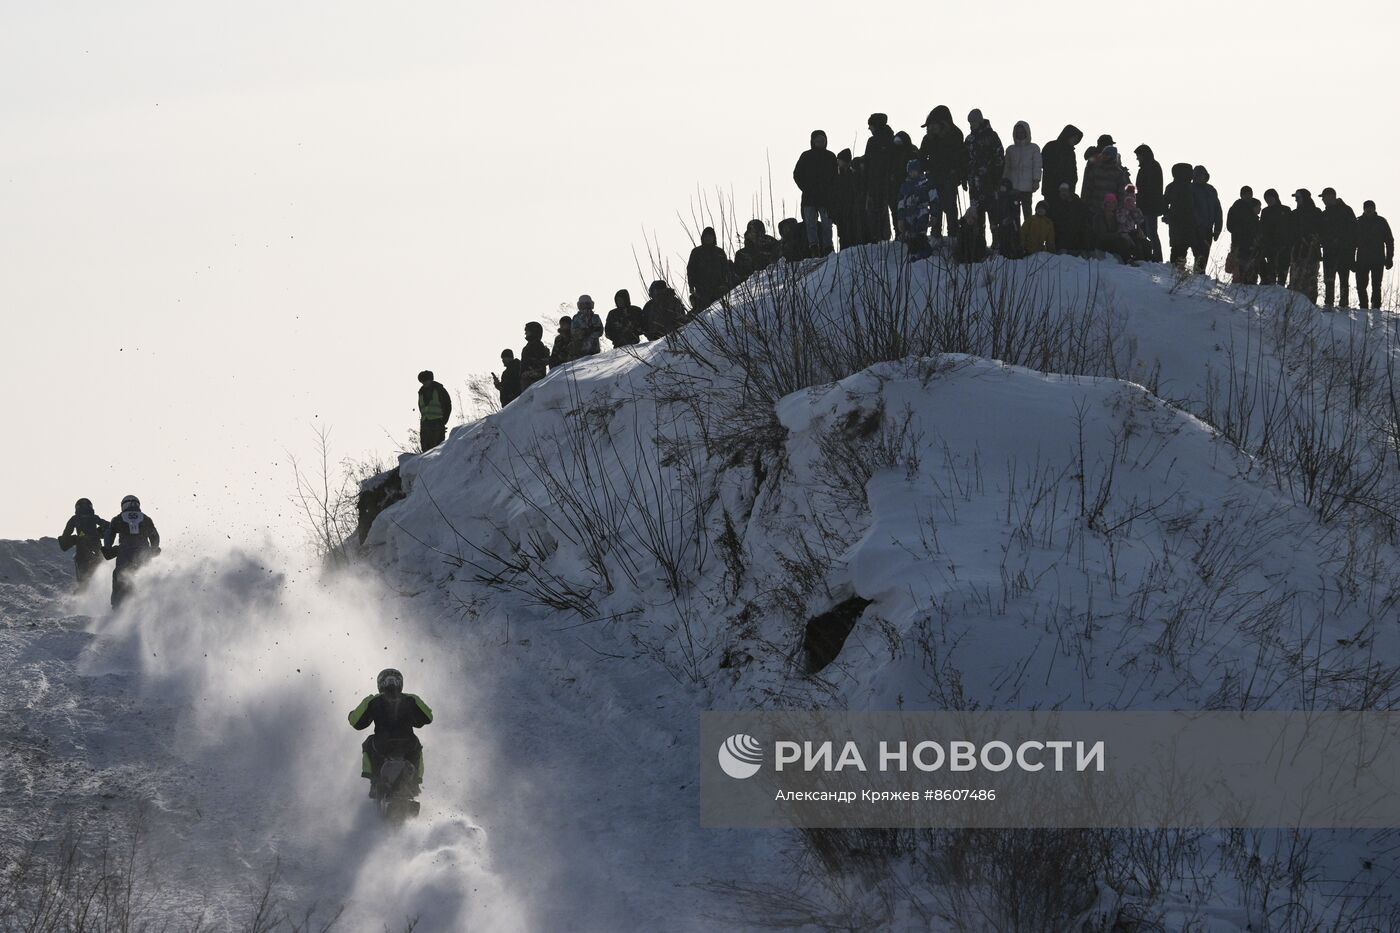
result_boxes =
[5,245,1400,930]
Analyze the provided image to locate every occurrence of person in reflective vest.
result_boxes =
[417,370,451,452]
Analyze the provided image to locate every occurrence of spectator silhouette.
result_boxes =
[686,227,734,311]
[1041,125,1084,215]
[642,280,687,340]
[1132,144,1165,261]
[1355,200,1394,309]
[1258,189,1294,286]
[918,106,967,237]
[863,113,896,240]
[494,350,521,406]
[1021,201,1056,255]
[1226,186,1262,284]
[605,289,644,348]
[965,110,1006,233]
[1289,189,1324,301]
[734,220,781,280]
[1319,187,1359,307]
[793,130,837,255]
[549,316,574,370]
[520,322,549,389]
[416,370,451,452]
[1003,121,1042,226]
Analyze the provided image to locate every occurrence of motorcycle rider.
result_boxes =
[102,495,160,607]
[58,498,111,585]
[348,668,433,799]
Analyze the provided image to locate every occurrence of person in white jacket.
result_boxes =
[1003,121,1042,226]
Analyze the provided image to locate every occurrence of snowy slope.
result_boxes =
[6,246,1400,931]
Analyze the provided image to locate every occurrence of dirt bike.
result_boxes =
[368,737,422,822]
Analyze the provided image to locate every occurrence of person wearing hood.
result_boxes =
[1162,163,1200,270]
[1003,121,1042,226]
[1091,192,1133,262]
[734,219,781,280]
[520,321,550,388]
[863,113,896,240]
[59,498,110,585]
[549,316,574,369]
[793,129,838,255]
[918,105,967,237]
[1319,187,1359,307]
[964,110,1005,227]
[1020,201,1056,255]
[642,280,687,340]
[686,227,735,312]
[896,158,939,260]
[1082,146,1128,219]
[1041,125,1083,212]
[1355,200,1394,309]
[493,350,521,406]
[605,289,644,348]
[103,495,159,608]
[1133,144,1165,261]
[1118,189,1150,258]
[416,370,451,452]
[1190,166,1224,274]
[1226,187,1262,284]
[1289,189,1324,301]
[955,207,989,263]
[777,218,810,263]
[830,150,869,248]
[1258,189,1294,286]
[570,295,604,357]
[1048,183,1090,255]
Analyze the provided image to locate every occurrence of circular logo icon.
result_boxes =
[718,733,763,779]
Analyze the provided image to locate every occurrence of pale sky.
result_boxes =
[3,1,1395,546]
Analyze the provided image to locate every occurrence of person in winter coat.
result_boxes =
[1082,146,1128,220]
[989,179,1023,257]
[1118,189,1150,258]
[1258,189,1294,286]
[549,316,574,370]
[1355,200,1395,309]
[863,113,896,240]
[1003,121,1042,226]
[570,295,604,357]
[1289,189,1325,302]
[1049,183,1090,255]
[605,289,644,348]
[1319,187,1359,307]
[349,668,432,799]
[1132,144,1165,261]
[1162,163,1200,270]
[777,218,809,263]
[103,495,159,608]
[896,159,939,260]
[885,132,921,234]
[830,150,869,248]
[793,130,838,255]
[686,228,734,312]
[1091,193,1133,262]
[1021,201,1056,255]
[734,219,781,280]
[1041,125,1083,214]
[493,350,521,406]
[1189,166,1224,274]
[918,105,967,237]
[955,207,988,263]
[59,498,110,586]
[1226,187,1262,284]
[416,370,451,452]
[642,280,687,340]
[520,321,550,388]
[964,110,1006,226]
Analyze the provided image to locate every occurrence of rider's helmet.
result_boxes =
[121,495,141,512]
[377,668,404,697]
[75,498,94,515]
